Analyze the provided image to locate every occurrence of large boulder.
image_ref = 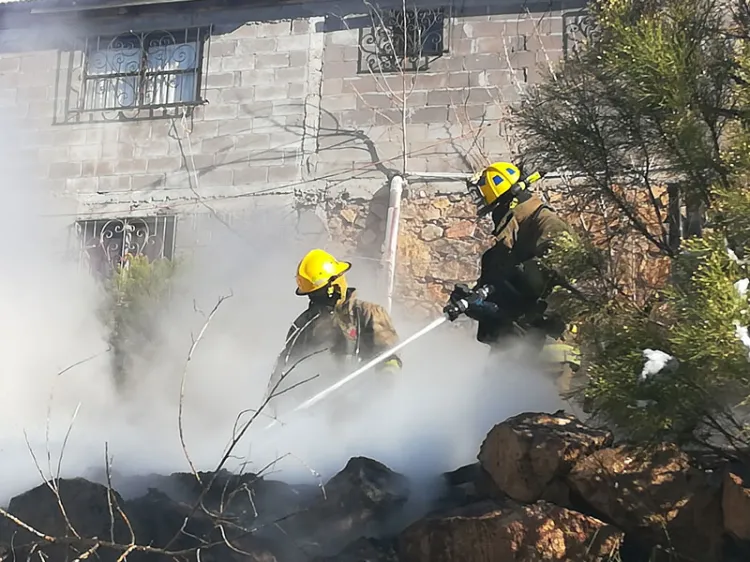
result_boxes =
[0,478,146,562]
[478,411,613,503]
[280,457,410,557]
[397,498,623,562]
[723,465,750,541]
[567,443,723,562]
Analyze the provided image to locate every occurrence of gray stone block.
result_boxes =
[236,37,276,55]
[48,161,82,179]
[256,53,290,69]
[255,85,291,101]
[240,69,276,86]
[200,135,235,154]
[255,21,292,38]
[218,118,254,136]
[292,19,311,34]
[321,93,358,111]
[195,168,233,187]
[200,103,239,120]
[287,82,306,99]
[115,159,149,174]
[284,51,306,70]
[267,164,300,183]
[323,61,356,79]
[271,100,304,116]
[0,56,19,73]
[66,176,99,193]
[233,166,269,186]
[322,78,344,95]
[284,33,311,51]
[235,133,272,150]
[221,87,256,104]
[220,54,255,72]
[209,40,238,57]
[147,157,182,174]
[131,174,165,190]
[275,66,306,83]
[205,72,238,88]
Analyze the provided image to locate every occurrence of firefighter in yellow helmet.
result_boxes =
[443,161,582,394]
[267,249,402,400]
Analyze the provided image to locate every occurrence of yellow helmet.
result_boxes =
[477,162,521,204]
[295,249,352,296]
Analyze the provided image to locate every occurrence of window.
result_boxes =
[76,28,206,117]
[76,216,176,277]
[563,10,599,59]
[358,8,446,73]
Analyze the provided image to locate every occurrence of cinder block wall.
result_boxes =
[0,0,586,311]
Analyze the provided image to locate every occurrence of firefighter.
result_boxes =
[266,248,402,402]
[442,161,582,393]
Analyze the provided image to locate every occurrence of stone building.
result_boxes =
[0,0,589,314]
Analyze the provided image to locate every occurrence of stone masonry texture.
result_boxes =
[0,0,587,313]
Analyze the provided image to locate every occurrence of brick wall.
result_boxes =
[0,0,587,311]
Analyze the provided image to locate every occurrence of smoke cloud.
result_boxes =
[0,28,566,506]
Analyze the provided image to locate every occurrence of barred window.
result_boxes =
[76,216,176,277]
[81,29,205,112]
[358,8,447,73]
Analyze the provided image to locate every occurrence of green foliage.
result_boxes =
[99,254,178,388]
[582,230,750,442]
[513,0,750,446]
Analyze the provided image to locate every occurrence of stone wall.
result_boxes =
[326,189,495,317]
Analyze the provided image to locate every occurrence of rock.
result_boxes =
[125,475,287,561]
[432,238,475,256]
[415,205,441,221]
[314,537,398,561]
[445,220,476,239]
[568,443,723,562]
[478,411,613,503]
[420,224,444,241]
[281,457,410,557]
[341,207,358,224]
[431,196,452,210]
[397,499,623,562]
[436,463,499,510]
[398,232,431,277]
[723,466,750,541]
[0,478,146,562]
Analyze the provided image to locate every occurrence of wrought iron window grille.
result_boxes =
[563,10,600,59]
[76,216,177,278]
[60,27,210,123]
[358,7,448,74]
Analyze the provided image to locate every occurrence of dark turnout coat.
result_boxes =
[474,194,573,345]
[266,288,401,398]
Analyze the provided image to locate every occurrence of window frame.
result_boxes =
[65,26,210,122]
[358,7,448,74]
[76,215,177,278]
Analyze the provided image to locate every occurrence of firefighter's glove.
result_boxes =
[443,284,500,322]
[464,294,500,322]
[444,284,473,321]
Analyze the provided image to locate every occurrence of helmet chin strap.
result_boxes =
[309,278,345,308]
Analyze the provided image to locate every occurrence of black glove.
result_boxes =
[464,294,500,321]
[444,284,472,321]
[443,284,499,322]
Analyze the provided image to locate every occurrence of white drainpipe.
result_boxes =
[383,175,404,314]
